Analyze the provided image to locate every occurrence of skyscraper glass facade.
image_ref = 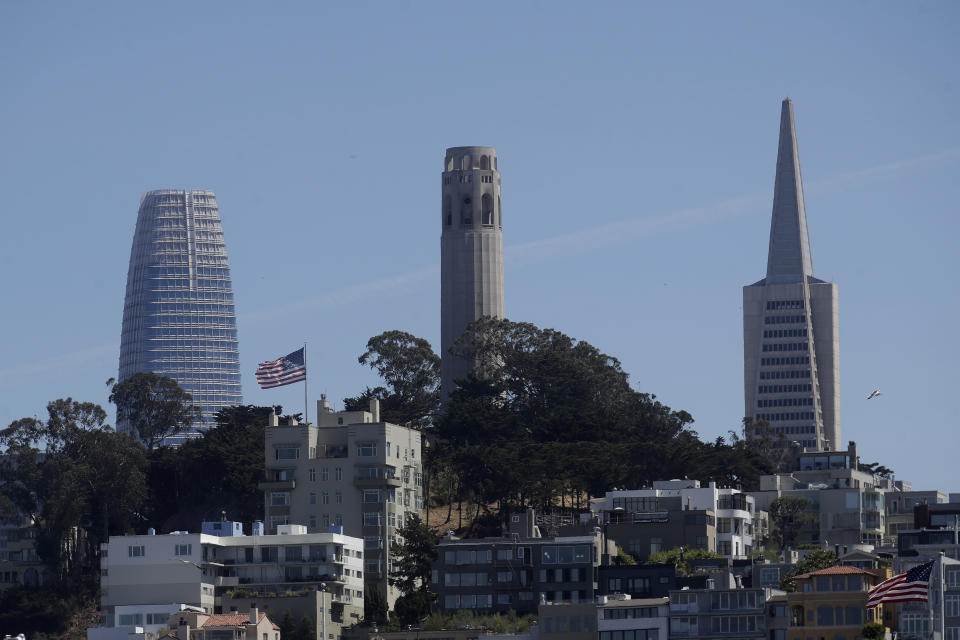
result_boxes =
[119,189,242,443]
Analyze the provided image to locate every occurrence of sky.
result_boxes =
[1,2,958,494]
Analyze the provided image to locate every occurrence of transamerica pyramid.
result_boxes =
[743,99,840,452]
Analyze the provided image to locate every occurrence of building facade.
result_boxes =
[750,443,888,547]
[593,480,756,559]
[743,99,840,451]
[785,565,887,640]
[597,595,669,640]
[119,189,242,442]
[431,532,602,614]
[440,146,504,400]
[669,584,782,640]
[98,521,363,637]
[261,398,424,609]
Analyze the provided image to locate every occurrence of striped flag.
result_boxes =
[256,347,307,389]
[866,560,935,608]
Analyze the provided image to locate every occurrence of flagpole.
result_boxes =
[304,342,309,425]
[940,552,946,640]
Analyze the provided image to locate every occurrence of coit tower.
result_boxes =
[440,146,505,399]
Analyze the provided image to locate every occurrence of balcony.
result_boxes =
[258,479,296,491]
[353,476,402,489]
[214,576,239,587]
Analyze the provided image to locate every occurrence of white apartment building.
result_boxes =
[598,595,669,640]
[98,521,363,635]
[261,398,424,609]
[593,480,757,559]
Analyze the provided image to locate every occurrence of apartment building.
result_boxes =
[750,442,887,547]
[885,490,947,542]
[785,565,887,640]
[598,564,677,600]
[0,517,45,591]
[893,557,960,640]
[261,398,423,609]
[593,480,756,559]
[597,595,669,640]
[669,582,784,640]
[97,521,363,638]
[432,532,603,614]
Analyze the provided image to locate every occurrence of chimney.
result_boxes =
[369,398,380,423]
[250,607,259,625]
[269,411,279,427]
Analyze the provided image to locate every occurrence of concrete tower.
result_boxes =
[743,100,840,451]
[440,146,504,399]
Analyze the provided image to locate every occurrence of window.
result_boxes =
[817,605,834,625]
[309,468,316,481]
[128,545,145,558]
[336,491,342,504]
[321,467,329,481]
[498,571,512,583]
[948,568,960,588]
[946,594,960,617]
[271,492,291,506]
[335,467,342,480]
[310,492,317,505]
[584,615,595,632]
[275,446,299,460]
[363,489,380,503]
[322,491,330,505]
[174,544,192,556]
[845,606,862,626]
[357,442,376,457]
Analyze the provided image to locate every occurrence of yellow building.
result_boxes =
[787,565,889,640]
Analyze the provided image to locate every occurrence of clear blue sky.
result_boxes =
[2,2,957,493]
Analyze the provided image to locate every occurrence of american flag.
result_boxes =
[256,347,307,389]
[867,560,935,608]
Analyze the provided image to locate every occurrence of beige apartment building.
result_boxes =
[262,398,424,609]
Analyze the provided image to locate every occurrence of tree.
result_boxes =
[779,549,837,592]
[390,514,439,593]
[862,622,885,640]
[109,372,200,448]
[144,405,275,531]
[645,547,722,575]
[0,399,147,582]
[768,496,817,550]
[343,331,440,429]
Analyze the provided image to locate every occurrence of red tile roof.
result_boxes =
[794,565,880,580]
[200,612,266,628]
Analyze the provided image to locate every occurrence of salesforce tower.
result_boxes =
[118,189,242,443]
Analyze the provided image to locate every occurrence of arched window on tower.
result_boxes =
[481,194,493,225]
[446,156,454,171]
[461,196,473,226]
[444,196,452,226]
[461,154,472,170]
[480,155,490,170]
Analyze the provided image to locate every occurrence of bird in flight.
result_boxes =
[867,389,882,400]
